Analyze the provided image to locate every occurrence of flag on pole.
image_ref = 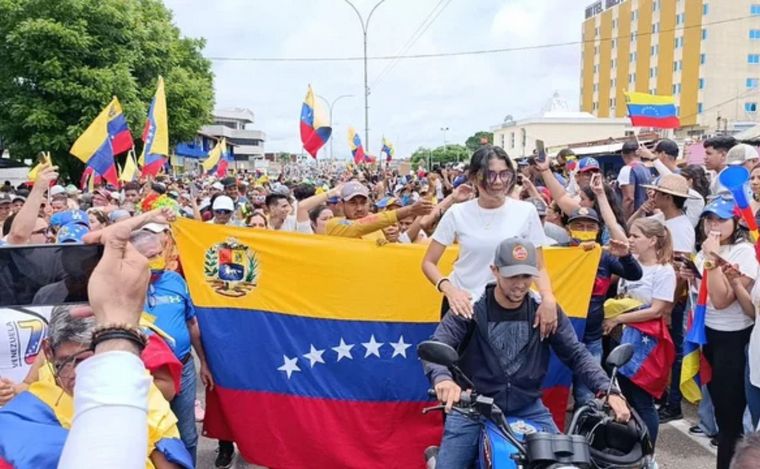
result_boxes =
[70,97,132,187]
[381,137,395,162]
[680,273,711,403]
[120,150,139,182]
[140,76,170,177]
[27,152,52,182]
[624,92,681,129]
[202,138,226,173]
[348,127,366,165]
[299,85,332,159]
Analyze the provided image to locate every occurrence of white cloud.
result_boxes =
[165,0,586,158]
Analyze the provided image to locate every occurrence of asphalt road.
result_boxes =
[194,395,717,469]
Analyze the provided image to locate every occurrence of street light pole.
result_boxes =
[317,94,354,160]
[344,0,386,150]
[440,126,449,163]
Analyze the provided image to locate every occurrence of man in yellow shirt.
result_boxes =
[326,181,434,241]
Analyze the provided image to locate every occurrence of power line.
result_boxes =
[371,0,452,87]
[206,14,753,63]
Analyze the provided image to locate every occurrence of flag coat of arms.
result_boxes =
[174,219,600,467]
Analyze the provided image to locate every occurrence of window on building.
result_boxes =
[611,78,616,87]
[700,53,706,65]
[752,5,760,15]
[595,46,599,54]
[698,103,704,113]
[751,30,760,40]
[630,52,637,62]
[653,0,658,11]
[673,83,681,94]
[632,10,638,21]
[676,13,684,25]
[595,27,600,36]
[673,61,682,71]
[610,98,615,107]
[611,59,616,68]
[612,38,617,48]
[510,132,515,149]
[750,54,760,64]
[703,3,709,15]
[746,102,758,113]
[676,105,680,115]
[702,28,707,40]
[747,78,759,88]
[650,67,656,78]
[652,23,659,33]
[630,73,636,84]
[612,19,617,28]
[698,78,704,89]
[650,88,656,95]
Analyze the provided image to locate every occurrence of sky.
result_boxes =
[164,0,587,159]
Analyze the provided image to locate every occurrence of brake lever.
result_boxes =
[422,405,446,414]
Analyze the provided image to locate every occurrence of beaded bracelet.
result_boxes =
[90,323,147,352]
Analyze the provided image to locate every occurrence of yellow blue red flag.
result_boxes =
[348,127,366,164]
[140,76,169,177]
[173,219,599,467]
[201,138,226,173]
[299,85,332,159]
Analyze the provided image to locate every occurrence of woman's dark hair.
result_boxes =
[86,208,109,227]
[247,212,268,227]
[2,212,16,236]
[581,185,628,236]
[468,145,515,190]
[695,212,748,249]
[308,205,331,225]
[680,165,709,200]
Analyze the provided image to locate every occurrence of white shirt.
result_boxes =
[749,277,760,387]
[650,213,695,254]
[684,190,706,228]
[432,198,548,301]
[278,215,313,234]
[59,351,150,469]
[617,165,632,187]
[696,242,758,332]
[619,262,676,305]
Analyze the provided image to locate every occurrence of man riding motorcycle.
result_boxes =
[424,237,631,468]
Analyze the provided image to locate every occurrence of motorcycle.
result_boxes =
[418,341,653,469]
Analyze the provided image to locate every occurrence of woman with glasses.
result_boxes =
[421,145,558,336]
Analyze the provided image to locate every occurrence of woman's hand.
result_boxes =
[602,317,621,335]
[441,283,473,318]
[535,297,558,339]
[590,173,605,197]
[702,231,721,257]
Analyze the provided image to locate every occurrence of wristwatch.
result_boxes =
[704,259,717,271]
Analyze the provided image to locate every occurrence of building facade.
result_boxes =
[581,0,760,135]
[492,93,632,156]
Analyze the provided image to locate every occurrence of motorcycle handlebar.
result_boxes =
[426,388,474,406]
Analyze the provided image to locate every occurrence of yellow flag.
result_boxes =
[201,138,226,172]
[120,150,138,182]
[27,152,52,182]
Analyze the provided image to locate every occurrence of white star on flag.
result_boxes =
[390,336,412,358]
[332,338,354,361]
[277,355,300,379]
[303,344,326,368]
[642,336,650,345]
[362,335,384,358]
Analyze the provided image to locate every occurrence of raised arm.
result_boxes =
[7,165,58,245]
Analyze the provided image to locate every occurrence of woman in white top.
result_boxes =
[422,145,557,337]
[680,197,757,469]
[604,217,676,446]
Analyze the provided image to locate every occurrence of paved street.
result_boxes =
[194,389,716,469]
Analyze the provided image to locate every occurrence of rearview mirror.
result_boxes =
[417,340,459,367]
[606,344,634,368]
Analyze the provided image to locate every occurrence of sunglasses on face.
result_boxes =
[214,209,232,215]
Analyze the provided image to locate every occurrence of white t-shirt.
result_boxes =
[432,198,548,301]
[0,307,51,384]
[619,263,676,305]
[696,242,758,332]
[650,213,695,254]
[617,166,633,187]
[748,276,760,387]
[278,215,313,234]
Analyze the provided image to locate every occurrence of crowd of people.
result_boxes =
[0,137,760,468]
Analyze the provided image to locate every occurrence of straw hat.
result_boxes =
[642,174,698,199]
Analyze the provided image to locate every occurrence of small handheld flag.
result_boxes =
[300,85,332,159]
[348,127,366,165]
[680,273,711,403]
[140,76,169,177]
[381,137,395,162]
[28,152,52,182]
[624,92,681,129]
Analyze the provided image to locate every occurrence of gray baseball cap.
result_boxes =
[494,238,539,278]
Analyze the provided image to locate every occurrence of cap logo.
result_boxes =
[578,207,589,216]
[512,245,528,261]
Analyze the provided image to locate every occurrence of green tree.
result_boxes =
[410,144,469,169]
[0,0,214,180]
[465,131,493,152]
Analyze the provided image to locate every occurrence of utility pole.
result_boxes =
[317,94,354,161]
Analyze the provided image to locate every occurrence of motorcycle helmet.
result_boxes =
[570,405,653,468]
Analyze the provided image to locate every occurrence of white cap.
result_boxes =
[199,197,211,211]
[142,222,170,233]
[211,182,224,191]
[49,185,66,197]
[727,144,760,165]
[212,195,234,211]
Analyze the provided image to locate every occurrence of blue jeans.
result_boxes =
[697,384,718,437]
[436,399,558,469]
[665,300,686,412]
[573,338,603,407]
[171,355,198,465]
[618,375,659,446]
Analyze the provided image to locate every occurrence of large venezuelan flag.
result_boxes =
[174,219,600,467]
[140,76,169,177]
[299,85,332,159]
[624,91,681,129]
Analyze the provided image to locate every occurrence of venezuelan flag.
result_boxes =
[173,219,601,467]
[382,136,395,162]
[624,92,681,129]
[680,273,711,403]
[299,85,332,159]
[140,76,169,177]
[348,127,366,165]
[70,97,133,187]
[201,138,226,173]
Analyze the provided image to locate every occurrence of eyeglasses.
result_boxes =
[485,170,515,185]
[52,349,93,378]
[214,209,232,215]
